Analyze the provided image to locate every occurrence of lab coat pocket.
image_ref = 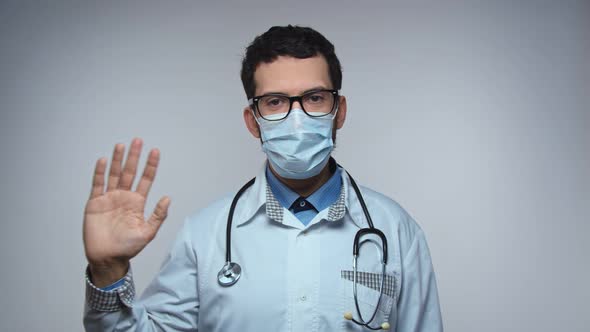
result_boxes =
[340,270,397,331]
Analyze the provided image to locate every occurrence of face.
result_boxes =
[243,55,347,139]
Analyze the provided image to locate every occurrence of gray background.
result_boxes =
[0,1,588,331]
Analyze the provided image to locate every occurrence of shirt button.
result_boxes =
[299,201,306,207]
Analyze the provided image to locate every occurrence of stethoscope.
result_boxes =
[217,169,391,330]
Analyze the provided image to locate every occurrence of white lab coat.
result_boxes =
[84,165,443,331]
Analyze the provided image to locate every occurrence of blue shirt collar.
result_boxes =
[265,160,343,212]
[235,162,366,229]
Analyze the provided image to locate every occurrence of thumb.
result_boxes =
[146,196,171,238]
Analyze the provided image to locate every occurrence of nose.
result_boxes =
[291,100,303,110]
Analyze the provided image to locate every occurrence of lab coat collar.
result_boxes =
[234,161,368,229]
[341,169,368,229]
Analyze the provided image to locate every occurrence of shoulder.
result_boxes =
[357,185,424,251]
[168,193,235,257]
[181,175,263,238]
[171,192,234,246]
[184,193,234,229]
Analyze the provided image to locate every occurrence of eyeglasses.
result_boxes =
[248,89,339,121]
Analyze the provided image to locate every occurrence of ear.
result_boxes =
[243,106,261,138]
[335,95,347,130]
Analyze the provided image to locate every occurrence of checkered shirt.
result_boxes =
[85,266,135,311]
[265,182,346,223]
[341,270,397,298]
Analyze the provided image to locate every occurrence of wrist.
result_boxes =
[89,261,129,288]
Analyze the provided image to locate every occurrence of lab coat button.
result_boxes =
[300,295,307,301]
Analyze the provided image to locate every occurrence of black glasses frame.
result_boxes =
[248,89,339,121]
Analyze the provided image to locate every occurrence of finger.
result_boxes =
[118,138,143,190]
[106,143,125,191]
[90,158,107,199]
[136,148,160,197]
[146,196,171,240]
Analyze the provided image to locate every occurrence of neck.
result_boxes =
[269,162,333,197]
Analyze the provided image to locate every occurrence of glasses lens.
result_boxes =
[302,90,336,116]
[257,95,290,120]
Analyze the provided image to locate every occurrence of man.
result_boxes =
[83,25,443,331]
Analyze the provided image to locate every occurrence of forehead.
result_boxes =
[253,55,332,96]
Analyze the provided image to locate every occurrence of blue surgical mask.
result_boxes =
[256,108,336,179]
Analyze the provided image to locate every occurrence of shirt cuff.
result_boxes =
[100,277,126,291]
[85,266,135,312]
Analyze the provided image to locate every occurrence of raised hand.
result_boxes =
[83,138,170,287]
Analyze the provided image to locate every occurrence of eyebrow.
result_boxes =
[259,86,331,96]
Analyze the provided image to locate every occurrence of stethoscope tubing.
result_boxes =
[220,169,390,330]
[224,177,256,263]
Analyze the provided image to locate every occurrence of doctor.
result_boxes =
[83,25,443,331]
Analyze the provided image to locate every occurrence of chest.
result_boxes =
[197,216,402,332]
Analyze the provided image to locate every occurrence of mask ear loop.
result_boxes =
[251,108,262,125]
[332,92,341,117]
[249,108,265,144]
[331,105,339,119]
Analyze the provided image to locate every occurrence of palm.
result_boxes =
[84,190,150,264]
[83,138,170,269]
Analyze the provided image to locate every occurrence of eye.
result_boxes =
[304,91,327,104]
[261,96,287,108]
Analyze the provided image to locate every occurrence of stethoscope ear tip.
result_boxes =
[343,312,353,320]
[381,322,391,330]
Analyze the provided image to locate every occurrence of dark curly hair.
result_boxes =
[240,25,342,100]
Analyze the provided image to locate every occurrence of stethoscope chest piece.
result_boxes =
[218,261,242,287]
